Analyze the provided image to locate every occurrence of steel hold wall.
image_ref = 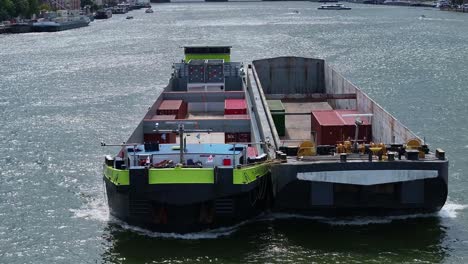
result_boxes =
[252,57,325,95]
[324,62,418,144]
[143,119,251,133]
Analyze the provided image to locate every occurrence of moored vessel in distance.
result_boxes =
[112,5,128,14]
[145,8,154,13]
[0,24,7,34]
[383,0,412,5]
[33,10,90,32]
[103,47,448,233]
[95,9,113,19]
[103,47,272,233]
[6,22,33,34]
[318,3,352,10]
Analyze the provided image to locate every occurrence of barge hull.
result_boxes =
[271,160,448,215]
[104,171,271,233]
[33,22,90,32]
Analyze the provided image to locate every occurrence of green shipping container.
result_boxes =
[267,100,286,137]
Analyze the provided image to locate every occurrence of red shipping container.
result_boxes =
[224,132,251,143]
[225,99,247,115]
[311,110,372,146]
[144,133,177,144]
[225,133,237,143]
[237,133,251,143]
[157,100,188,119]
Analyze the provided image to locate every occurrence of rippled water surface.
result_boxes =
[1,2,468,263]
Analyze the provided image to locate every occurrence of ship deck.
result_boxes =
[287,153,443,164]
[187,112,249,120]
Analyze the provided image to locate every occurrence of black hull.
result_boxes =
[7,24,33,34]
[95,14,112,19]
[273,207,444,218]
[272,161,448,215]
[33,23,89,32]
[104,170,272,233]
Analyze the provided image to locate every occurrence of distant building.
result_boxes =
[96,0,120,6]
[43,0,82,10]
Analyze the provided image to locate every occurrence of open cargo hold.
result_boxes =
[225,99,247,115]
[267,100,286,137]
[311,109,372,145]
[157,100,188,119]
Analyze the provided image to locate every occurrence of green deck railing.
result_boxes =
[103,165,130,185]
[104,163,269,185]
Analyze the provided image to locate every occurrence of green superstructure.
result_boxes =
[184,46,231,62]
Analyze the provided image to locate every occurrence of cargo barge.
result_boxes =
[102,47,448,233]
[103,47,272,233]
[248,57,448,216]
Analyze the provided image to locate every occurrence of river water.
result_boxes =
[1,2,468,263]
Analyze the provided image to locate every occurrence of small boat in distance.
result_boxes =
[318,3,352,10]
[145,8,154,13]
[126,16,134,19]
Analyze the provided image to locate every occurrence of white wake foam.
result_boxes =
[320,213,432,226]
[113,219,248,240]
[70,188,467,236]
[438,202,468,218]
[70,196,110,222]
[264,201,468,226]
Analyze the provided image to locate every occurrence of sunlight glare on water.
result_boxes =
[1,2,468,263]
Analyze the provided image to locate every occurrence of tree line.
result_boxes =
[0,0,41,21]
[0,0,102,21]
